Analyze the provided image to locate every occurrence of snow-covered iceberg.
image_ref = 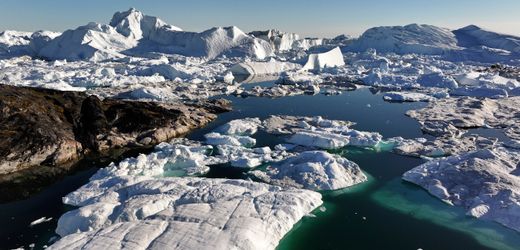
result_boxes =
[252,151,367,191]
[346,24,459,55]
[38,8,273,61]
[50,177,322,250]
[302,47,345,71]
[403,147,520,232]
[453,25,520,54]
[39,22,136,61]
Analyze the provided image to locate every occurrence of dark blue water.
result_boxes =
[1,87,519,249]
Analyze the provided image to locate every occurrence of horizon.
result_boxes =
[0,0,519,38]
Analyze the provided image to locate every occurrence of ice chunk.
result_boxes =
[287,131,350,149]
[302,47,345,71]
[29,217,53,227]
[215,118,262,136]
[417,72,459,89]
[90,139,217,180]
[259,151,367,190]
[383,92,436,102]
[205,132,256,147]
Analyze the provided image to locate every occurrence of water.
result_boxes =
[1,86,519,249]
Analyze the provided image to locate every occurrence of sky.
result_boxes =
[0,0,518,38]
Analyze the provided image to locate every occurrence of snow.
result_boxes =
[403,147,520,232]
[302,47,345,71]
[253,151,367,191]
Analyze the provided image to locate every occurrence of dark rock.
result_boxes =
[0,85,230,176]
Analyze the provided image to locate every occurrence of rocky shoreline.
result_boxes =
[0,85,231,202]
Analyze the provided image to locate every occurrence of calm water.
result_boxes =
[1,86,519,249]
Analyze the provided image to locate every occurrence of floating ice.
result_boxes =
[51,177,322,250]
[403,147,520,232]
[253,151,367,191]
[302,47,345,71]
[29,217,53,227]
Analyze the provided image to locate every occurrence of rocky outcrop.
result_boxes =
[0,85,231,176]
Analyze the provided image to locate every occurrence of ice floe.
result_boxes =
[403,147,520,232]
[51,177,322,250]
[252,151,367,191]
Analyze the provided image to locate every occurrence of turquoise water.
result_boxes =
[1,87,519,249]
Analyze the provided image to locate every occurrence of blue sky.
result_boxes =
[0,0,518,37]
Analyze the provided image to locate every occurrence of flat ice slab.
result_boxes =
[50,177,322,250]
[403,147,520,232]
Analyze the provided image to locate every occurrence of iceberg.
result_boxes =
[214,118,262,136]
[417,72,459,89]
[302,47,345,71]
[50,177,322,250]
[109,8,183,41]
[249,29,300,52]
[403,147,520,232]
[254,151,367,191]
[346,24,459,55]
[454,25,520,54]
[39,22,136,61]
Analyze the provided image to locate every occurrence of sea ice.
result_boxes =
[253,151,367,191]
[403,147,520,232]
[50,177,322,250]
[383,91,436,102]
